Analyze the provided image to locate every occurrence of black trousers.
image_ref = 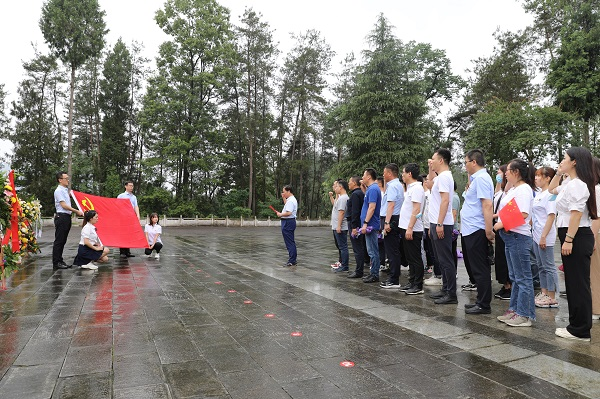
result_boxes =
[350,234,366,275]
[145,242,163,255]
[463,229,492,309]
[494,230,510,284]
[332,230,341,263]
[430,223,456,296]
[558,227,594,339]
[423,227,438,271]
[384,215,401,284]
[400,228,424,287]
[460,235,476,284]
[52,213,72,266]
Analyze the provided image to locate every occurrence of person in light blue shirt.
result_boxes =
[461,149,495,314]
[117,181,141,258]
[380,163,405,288]
[52,171,83,269]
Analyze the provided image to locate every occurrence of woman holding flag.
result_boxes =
[493,159,536,327]
[549,147,597,341]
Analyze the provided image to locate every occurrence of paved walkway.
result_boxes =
[0,226,599,399]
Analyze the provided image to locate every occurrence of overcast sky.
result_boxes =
[0,0,533,161]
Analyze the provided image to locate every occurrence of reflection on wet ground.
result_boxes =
[1,226,599,398]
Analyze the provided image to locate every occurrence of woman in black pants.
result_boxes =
[493,165,511,300]
[550,147,596,341]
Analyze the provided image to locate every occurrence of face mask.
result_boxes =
[496,174,503,183]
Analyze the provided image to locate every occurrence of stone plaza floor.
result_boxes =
[0,226,599,398]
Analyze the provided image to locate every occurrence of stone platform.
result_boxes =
[0,226,599,398]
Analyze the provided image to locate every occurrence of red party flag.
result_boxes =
[71,191,148,248]
[498,199,526,232]
[269,205,278,214]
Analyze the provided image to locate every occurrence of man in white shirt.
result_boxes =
[277,185,298,267]
[427,148,458,304]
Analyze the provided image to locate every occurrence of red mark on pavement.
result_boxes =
[339,361,355,368]
[227,289,236,293]
[291,332,303,337]
[264,313,275,318]
[215,281,223,284]
[243,300,253,304]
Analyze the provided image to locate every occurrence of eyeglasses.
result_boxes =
[59,177,70,180]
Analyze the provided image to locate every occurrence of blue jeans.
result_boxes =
[334,231,349,268]
[364,230,380,277]
[499,230,535,320]
[281,218,297,264]
[532,242,559,292]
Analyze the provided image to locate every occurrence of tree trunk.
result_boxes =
[67,65,75,187]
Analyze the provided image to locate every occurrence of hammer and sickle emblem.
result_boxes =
[81,197,95,211]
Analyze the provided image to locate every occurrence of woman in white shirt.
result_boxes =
[493,159,536,327]
[493,165,512,300]
[73,210,109,270]
[549,147,597,341]
[532,167,559,308]
[145,213,163,259]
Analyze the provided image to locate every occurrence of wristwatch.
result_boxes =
[436,223,443,227]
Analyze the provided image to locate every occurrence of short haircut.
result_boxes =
[56,171,67,182]
[337,179,349,192]
[466,149,485,167]
[403,163,419,179]
[435,148,451,165]
[376,176,385,186]
[283,184,294,194]
[364,168,377,180]
[350,176,361,187]
[384,163,399,177]
[124,180,134,186]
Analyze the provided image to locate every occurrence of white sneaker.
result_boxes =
[154,253,160,259]
[80,262,98,270]
[147,254,153,259]
[555,327,591,341]
[504,315,532,327]
[424,276,443,286]
[592,314,600,320]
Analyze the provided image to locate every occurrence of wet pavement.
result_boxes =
[1,226,599,398]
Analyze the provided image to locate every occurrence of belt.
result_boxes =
[55,213,71,217]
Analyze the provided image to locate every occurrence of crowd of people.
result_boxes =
[283,147,600,342]
[52,174,163,270]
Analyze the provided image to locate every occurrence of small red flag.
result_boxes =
[498,199,526,232]
[269,205,278,214]
[71,191,148,248]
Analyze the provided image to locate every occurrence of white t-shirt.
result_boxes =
[80,223,102,246]
[331,194,349,230]
[555,178,592,228]
[399,182,424,231]
[380,190,387,217]
[499,184,533,236]
[282,195,297,219]
[531,190,557,245]
[145,223,163,244]
[429,170,454,225]
[422,190,430,225]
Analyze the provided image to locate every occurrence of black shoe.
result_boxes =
[53,263,68,270]
[120,253,128,258]
[464,303,477,309]
[398,283,413,292]
[429,290,446,299]
[363,275,380,283]
[57,261,71,269]
[334,267,349,273]
[494,287,506,298]
[405,286,424,295]
[347,272,363,278]
[434,294,458,304]
[559,290,567,298]
[380,281,400,289]
[465,305,491,314]
[498,289,511,300]
[126,253,135,257]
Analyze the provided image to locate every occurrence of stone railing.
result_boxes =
[41,216,329,227]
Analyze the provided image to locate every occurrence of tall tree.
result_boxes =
[275,30,332,217]
[546,0,600,145]
[141,0,236,209]
[0,84,10,144]
[98,38,133,191]
[3,52,66,214]
[338,14,463,177]
[39,0,107,182]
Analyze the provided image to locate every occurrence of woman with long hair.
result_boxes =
[532,167,559,308]
[145,213,163,259]
[494,159,536,327]
[493,165,512,300]
[549,147,597,341]
[73,210,109,270]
